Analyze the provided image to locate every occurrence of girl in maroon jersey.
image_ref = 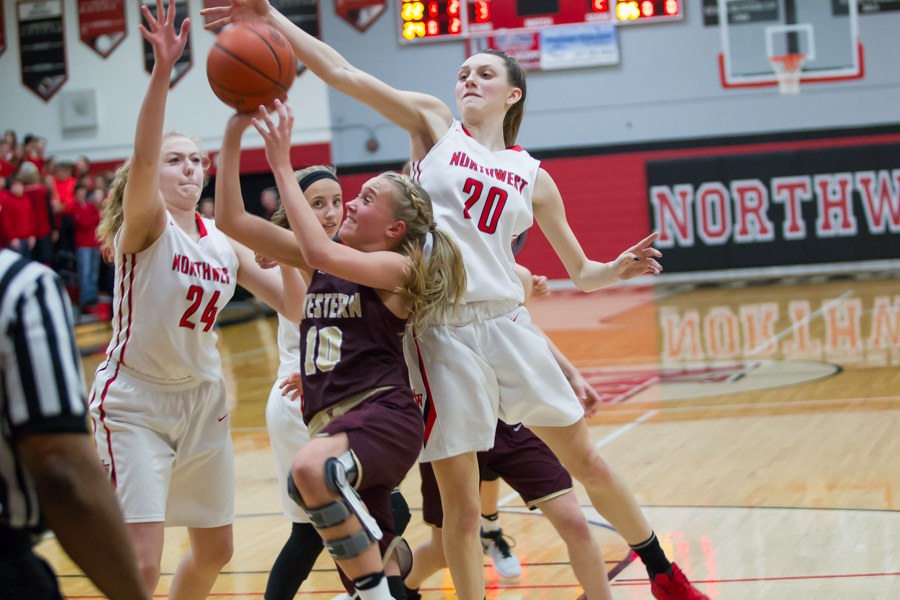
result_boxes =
[215,104,466,600]
[202,4,707,599]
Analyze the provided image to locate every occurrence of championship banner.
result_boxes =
[0,0,6,56]
[18,0,67,101]
[142,0,192,87]
[271,0,319,74]
[647,143,900,272]
[79,0,126,58]
[335,0,385,32]
[467,23,618,72]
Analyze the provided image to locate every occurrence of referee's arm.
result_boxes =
[7,263,150,600]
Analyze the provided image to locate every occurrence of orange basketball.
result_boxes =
[207,22,296,113]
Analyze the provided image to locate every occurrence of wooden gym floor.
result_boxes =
[40,271,900,599]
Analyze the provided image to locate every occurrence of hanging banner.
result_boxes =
[335,0,385,32]
[142,0,192,87]
[271,0,318,74]
[467,23,618,72]
[203,0,229,33]
[18,0,67,101]
[0,0,6,57]
[79,0,126,58]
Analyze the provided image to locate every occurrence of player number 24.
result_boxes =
[462,177,508,234]
[179,285,220,332]
[304,326,343,375]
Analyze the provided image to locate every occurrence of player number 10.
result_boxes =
[304,325,343,375]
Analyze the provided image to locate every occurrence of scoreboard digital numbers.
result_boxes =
[399,0,681,43]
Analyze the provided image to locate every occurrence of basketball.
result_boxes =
[207,22,296,113]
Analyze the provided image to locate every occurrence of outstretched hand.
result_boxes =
[139,0,189,70]
[200,0,272,30]
[611,232,663,280]
[252,100,294,172]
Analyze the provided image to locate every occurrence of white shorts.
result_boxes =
[89,363,235,528]
[265,378,311,523]
[404,302,584,462]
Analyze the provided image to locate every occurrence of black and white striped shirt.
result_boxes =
[0,250,88,532]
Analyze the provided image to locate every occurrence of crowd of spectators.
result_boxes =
[1,129,114,322]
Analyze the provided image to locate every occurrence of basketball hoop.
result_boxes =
[769,53,806,95]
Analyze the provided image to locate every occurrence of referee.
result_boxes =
[0,250,148,600]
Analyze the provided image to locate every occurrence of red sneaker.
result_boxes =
[650,563,709,600]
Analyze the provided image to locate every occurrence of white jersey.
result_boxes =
[411,120,541,305]
[102,213,239,384]
[275,312,301,379]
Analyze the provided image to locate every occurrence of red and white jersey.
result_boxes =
[103,213,239,384]
[411,121,541,305]
[276,313,301,380]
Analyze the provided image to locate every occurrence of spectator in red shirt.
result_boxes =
[22,134,46,173]
[53,162,77,255]
[72,184,101,307]
[1,174,36,257]
[71,184,101,310]
[18,162,56,266]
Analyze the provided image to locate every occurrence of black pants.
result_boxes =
[0,527,62,600]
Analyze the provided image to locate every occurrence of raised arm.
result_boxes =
[231,238,307,321]
[256,102,410,293]
[118,0,190,255]
[202,0,452,159]
[215,113,311,271]
[532,168,662,292]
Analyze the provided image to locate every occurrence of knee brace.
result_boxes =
[285,450,382,561]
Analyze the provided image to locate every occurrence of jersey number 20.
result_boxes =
[304,326,343,375]
[463,177,508,234]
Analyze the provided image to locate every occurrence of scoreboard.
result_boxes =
[399,0,681,43]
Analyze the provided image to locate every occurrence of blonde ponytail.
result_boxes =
[384,173,466,332]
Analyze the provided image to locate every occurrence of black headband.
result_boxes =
[298,170,339,192]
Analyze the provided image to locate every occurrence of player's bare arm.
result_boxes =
[120,0,188,255]
[215,113,312,273]
[201,0,453,157]
[533,168,662,291]
[255,102,412,296]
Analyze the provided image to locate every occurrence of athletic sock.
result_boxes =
[264,522,324,600]
[387,575,407,599]
[481,511,501,533]
[629,531,672,578]
[355,571,390,600]
[403,585,422,600]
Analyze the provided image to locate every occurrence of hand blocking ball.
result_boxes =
[207,22,296,112]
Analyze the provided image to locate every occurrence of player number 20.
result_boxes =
[304,326,343,375]
[462,177,508,234]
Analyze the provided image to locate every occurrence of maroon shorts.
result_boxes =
[420,421,572,527]
[321,387,424,558]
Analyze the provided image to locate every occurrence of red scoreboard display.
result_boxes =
[399,0,681,43]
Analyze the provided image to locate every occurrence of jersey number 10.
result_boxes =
[304,325,343,375]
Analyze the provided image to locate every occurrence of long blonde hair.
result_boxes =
[384,173,466,332]
[97,132,209,256]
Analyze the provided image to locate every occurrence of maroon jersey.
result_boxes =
[300,270,410,424]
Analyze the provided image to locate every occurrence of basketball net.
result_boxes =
[770,53,806,95]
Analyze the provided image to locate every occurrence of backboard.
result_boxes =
[718,0,862,89]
